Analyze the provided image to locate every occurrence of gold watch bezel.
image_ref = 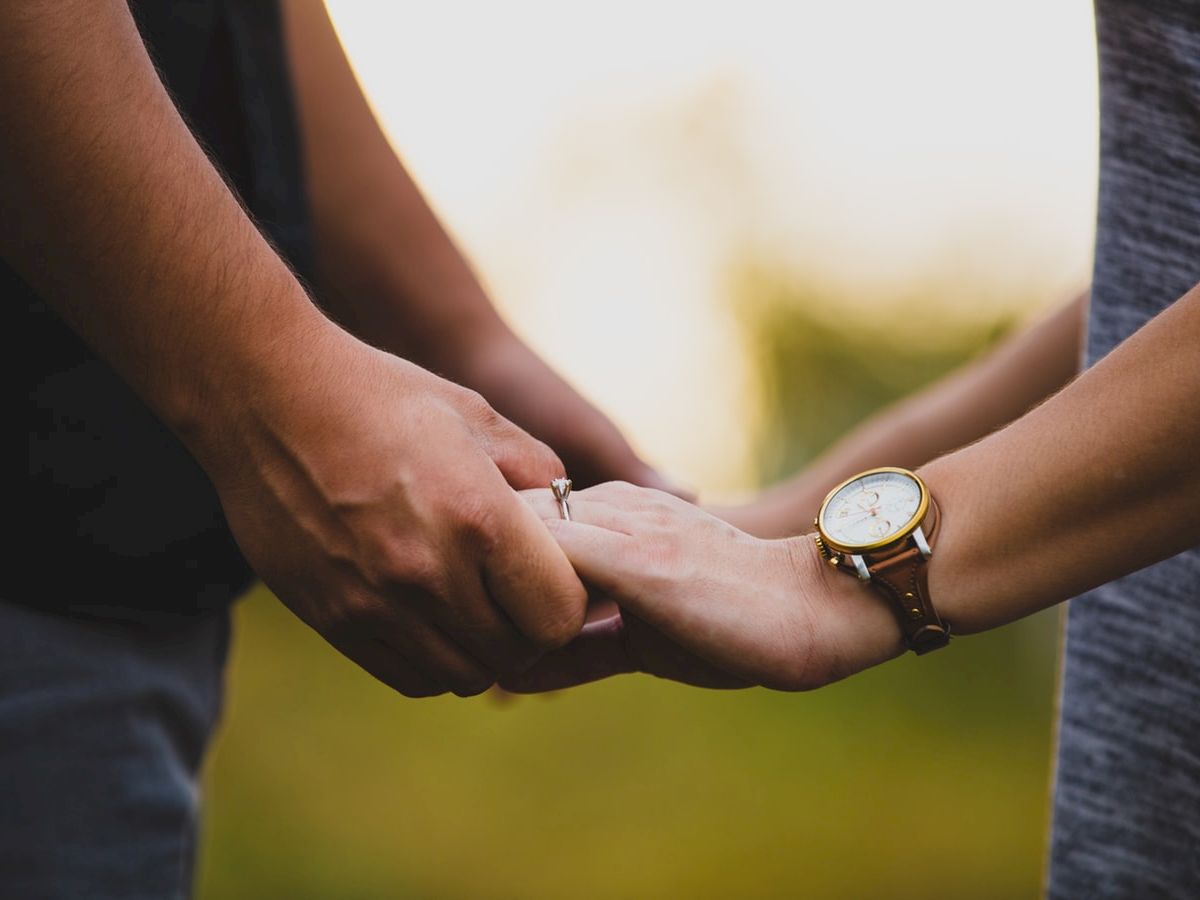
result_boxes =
[815,466,930,555]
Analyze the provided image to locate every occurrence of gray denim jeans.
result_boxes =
[0,601,229,899]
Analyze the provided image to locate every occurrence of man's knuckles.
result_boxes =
[357,539,446,597]
[444,487,504,553]
[307,589,385,640]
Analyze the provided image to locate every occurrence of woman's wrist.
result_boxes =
[777,534,906,687]
[916,457,1014,637]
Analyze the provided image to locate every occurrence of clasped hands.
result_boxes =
[503,481,904,695]
[211,325,900,700]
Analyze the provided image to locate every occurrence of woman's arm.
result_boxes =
[718,291,1088,538]
[506,285,1199,691]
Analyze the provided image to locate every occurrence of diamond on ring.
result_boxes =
[550,477,573,521]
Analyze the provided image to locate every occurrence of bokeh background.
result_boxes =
[197,1,1099,896]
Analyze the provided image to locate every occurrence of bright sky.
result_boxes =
[326,0,1099,491]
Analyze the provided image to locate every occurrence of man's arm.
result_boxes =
[2,0,587,695]
[280,0,674,490]
[718,291,1088,537]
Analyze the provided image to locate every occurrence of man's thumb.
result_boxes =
[485,416,565,489]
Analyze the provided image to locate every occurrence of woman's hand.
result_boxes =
[505,483,907,693]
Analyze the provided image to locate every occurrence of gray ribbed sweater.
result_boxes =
[1046,2,1200,896]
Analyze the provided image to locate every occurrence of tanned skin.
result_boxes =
[1,0,663,696]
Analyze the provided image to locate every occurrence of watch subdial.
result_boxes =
[866,518,892,539]
[856,490,880,510]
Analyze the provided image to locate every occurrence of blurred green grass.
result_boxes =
[197,593,1058,899]
[197,273,1060,899]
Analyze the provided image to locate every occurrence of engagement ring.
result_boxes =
[550,477,573,521]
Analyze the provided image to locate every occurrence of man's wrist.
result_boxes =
[165,295,353,470]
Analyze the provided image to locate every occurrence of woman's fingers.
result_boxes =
[521,481,815,692]
[540,491,717,639]
[543,516,720,661]
[541,518,636,595]
[518,484,641,534]
[549,500,793,685]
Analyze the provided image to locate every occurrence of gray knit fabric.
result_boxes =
[1046,2,1200,896]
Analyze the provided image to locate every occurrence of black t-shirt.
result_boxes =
[12,0,313,622]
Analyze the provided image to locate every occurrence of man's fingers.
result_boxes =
[379,614,496,697]
[330,637,446,698]
[481,490,589,649]
[499,609,635,692]
[433,564,542,674]
[482,413,566,490]
[500,608,748,692]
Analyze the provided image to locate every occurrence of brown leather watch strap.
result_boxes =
[841,498,950,654]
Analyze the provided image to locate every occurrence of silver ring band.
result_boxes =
[550,477,573,521]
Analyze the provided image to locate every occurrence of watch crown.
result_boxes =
[813,534,840,565]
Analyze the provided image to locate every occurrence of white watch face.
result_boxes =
[820,469,924,551]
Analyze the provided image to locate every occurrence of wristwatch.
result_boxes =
[813,466,950,654]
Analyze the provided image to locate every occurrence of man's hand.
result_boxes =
[202,329,589,697]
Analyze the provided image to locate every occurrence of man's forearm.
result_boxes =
[278,1,677,492]
[0,0,336,462]
[742,292,1088,536]
[282,0,508,380]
